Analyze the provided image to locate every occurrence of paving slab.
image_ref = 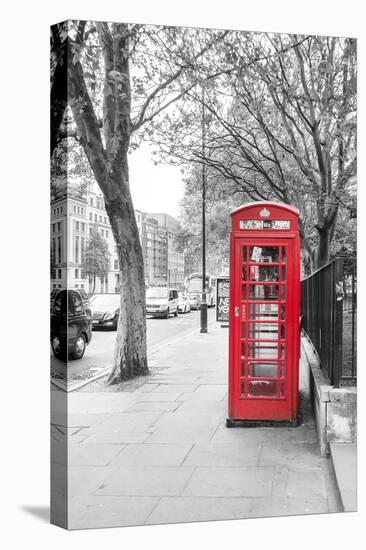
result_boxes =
[95,411,162,432]
[150,383,200,393]
[182,466,275,498]
[68,465,118,496]
[182,442,261,467]
[125,401,181,413]
[259,442,324,469]
[116,443,193,467]
[286,467,327,499]
[68,442,126,467]
[145,496,253,525]
[248,496,331,518]
[96,466,195,497]
[68,496,159,529]
[330,442,357,512]
[135,391,184,402]
[82,431,151,444]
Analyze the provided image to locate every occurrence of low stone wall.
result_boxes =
[301,335,357,456]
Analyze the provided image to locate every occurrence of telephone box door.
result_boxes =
[228,203,300,424]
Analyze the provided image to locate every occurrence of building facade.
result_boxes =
[50,191,184,293]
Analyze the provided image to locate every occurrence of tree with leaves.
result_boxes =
[51,20,228,382]
[82,230,110,294]
[155,32,357,269]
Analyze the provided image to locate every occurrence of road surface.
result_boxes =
[51,308,216,385]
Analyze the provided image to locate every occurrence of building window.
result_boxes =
[114,259,118,270]
[104,217,107,224]
[52,238,56,264]
[75,269,79,279]
[75,284,79,288]
[74,205,76,213]
[101,229,104,237]
[58,269,62,279]
[90,198,93,206]
[76,221,79,231]
[57,222,61,232]
[81,237,85,262]
[52,223,55,233]
[94,214,97,222]
[75,236,79,263]
[89,213,93,221]
[106,230,109,238]
[81,223,85,232]
[81,284,84,289]
[99,215,102,222]
[77,207,80,214]
[58,284,62,288]
[89,227,93,234]
[53,284,56,289]
[60,206,63,213]
[57,236,62,263]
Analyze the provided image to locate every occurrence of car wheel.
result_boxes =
[51,335,65,359]
[71,333,87,360]
[165,308,170,319]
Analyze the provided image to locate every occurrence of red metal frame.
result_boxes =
[228,202,300,423]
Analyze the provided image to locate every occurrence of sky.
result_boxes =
[128,144,185,219]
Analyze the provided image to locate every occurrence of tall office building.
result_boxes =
[50,192,185,293]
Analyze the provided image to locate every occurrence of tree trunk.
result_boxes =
[315,226,331,269]
[104,187,148,383]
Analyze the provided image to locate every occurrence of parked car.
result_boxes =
[50,287,91,316]
[146,287,179,318]
[188,293,201,310]
[89,293,120,329]
[51,289,92,360]
[178,291,191,313]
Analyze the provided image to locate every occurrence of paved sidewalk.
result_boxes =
[52,321,341,529]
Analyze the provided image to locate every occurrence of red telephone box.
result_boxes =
[227,202,300,426]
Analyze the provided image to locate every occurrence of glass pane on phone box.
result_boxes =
[250,246,279,263]
[281,247,287,263]
[241,360,246,377]
[248,323,278,339]
[281,285,286,300]
[249,284,278,300]
[241,322,246,338]
[248,303,278,320]
[258,266,279,282]
[248,361,278,378]
[280,304,286,320]
[242,246,247,262]
[280,361,285,377]
[241,342,246,358]
[248,380,278,397]
[281,266,286,281]
[248,342,278,359]
[242,265,247,281]
[240,381,246,397]
[242,284,247,300]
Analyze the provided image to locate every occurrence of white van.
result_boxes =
[146,287,179,318]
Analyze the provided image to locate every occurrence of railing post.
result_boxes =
[333,258,344,388]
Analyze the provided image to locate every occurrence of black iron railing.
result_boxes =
[301,257,357,388]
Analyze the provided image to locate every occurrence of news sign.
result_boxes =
[216,277,230,323]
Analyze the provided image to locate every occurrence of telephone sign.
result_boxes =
[227,202,300,426]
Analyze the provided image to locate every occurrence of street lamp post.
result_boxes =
[200,85,208,334]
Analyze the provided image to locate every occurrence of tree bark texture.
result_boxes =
[67,23,149,382]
